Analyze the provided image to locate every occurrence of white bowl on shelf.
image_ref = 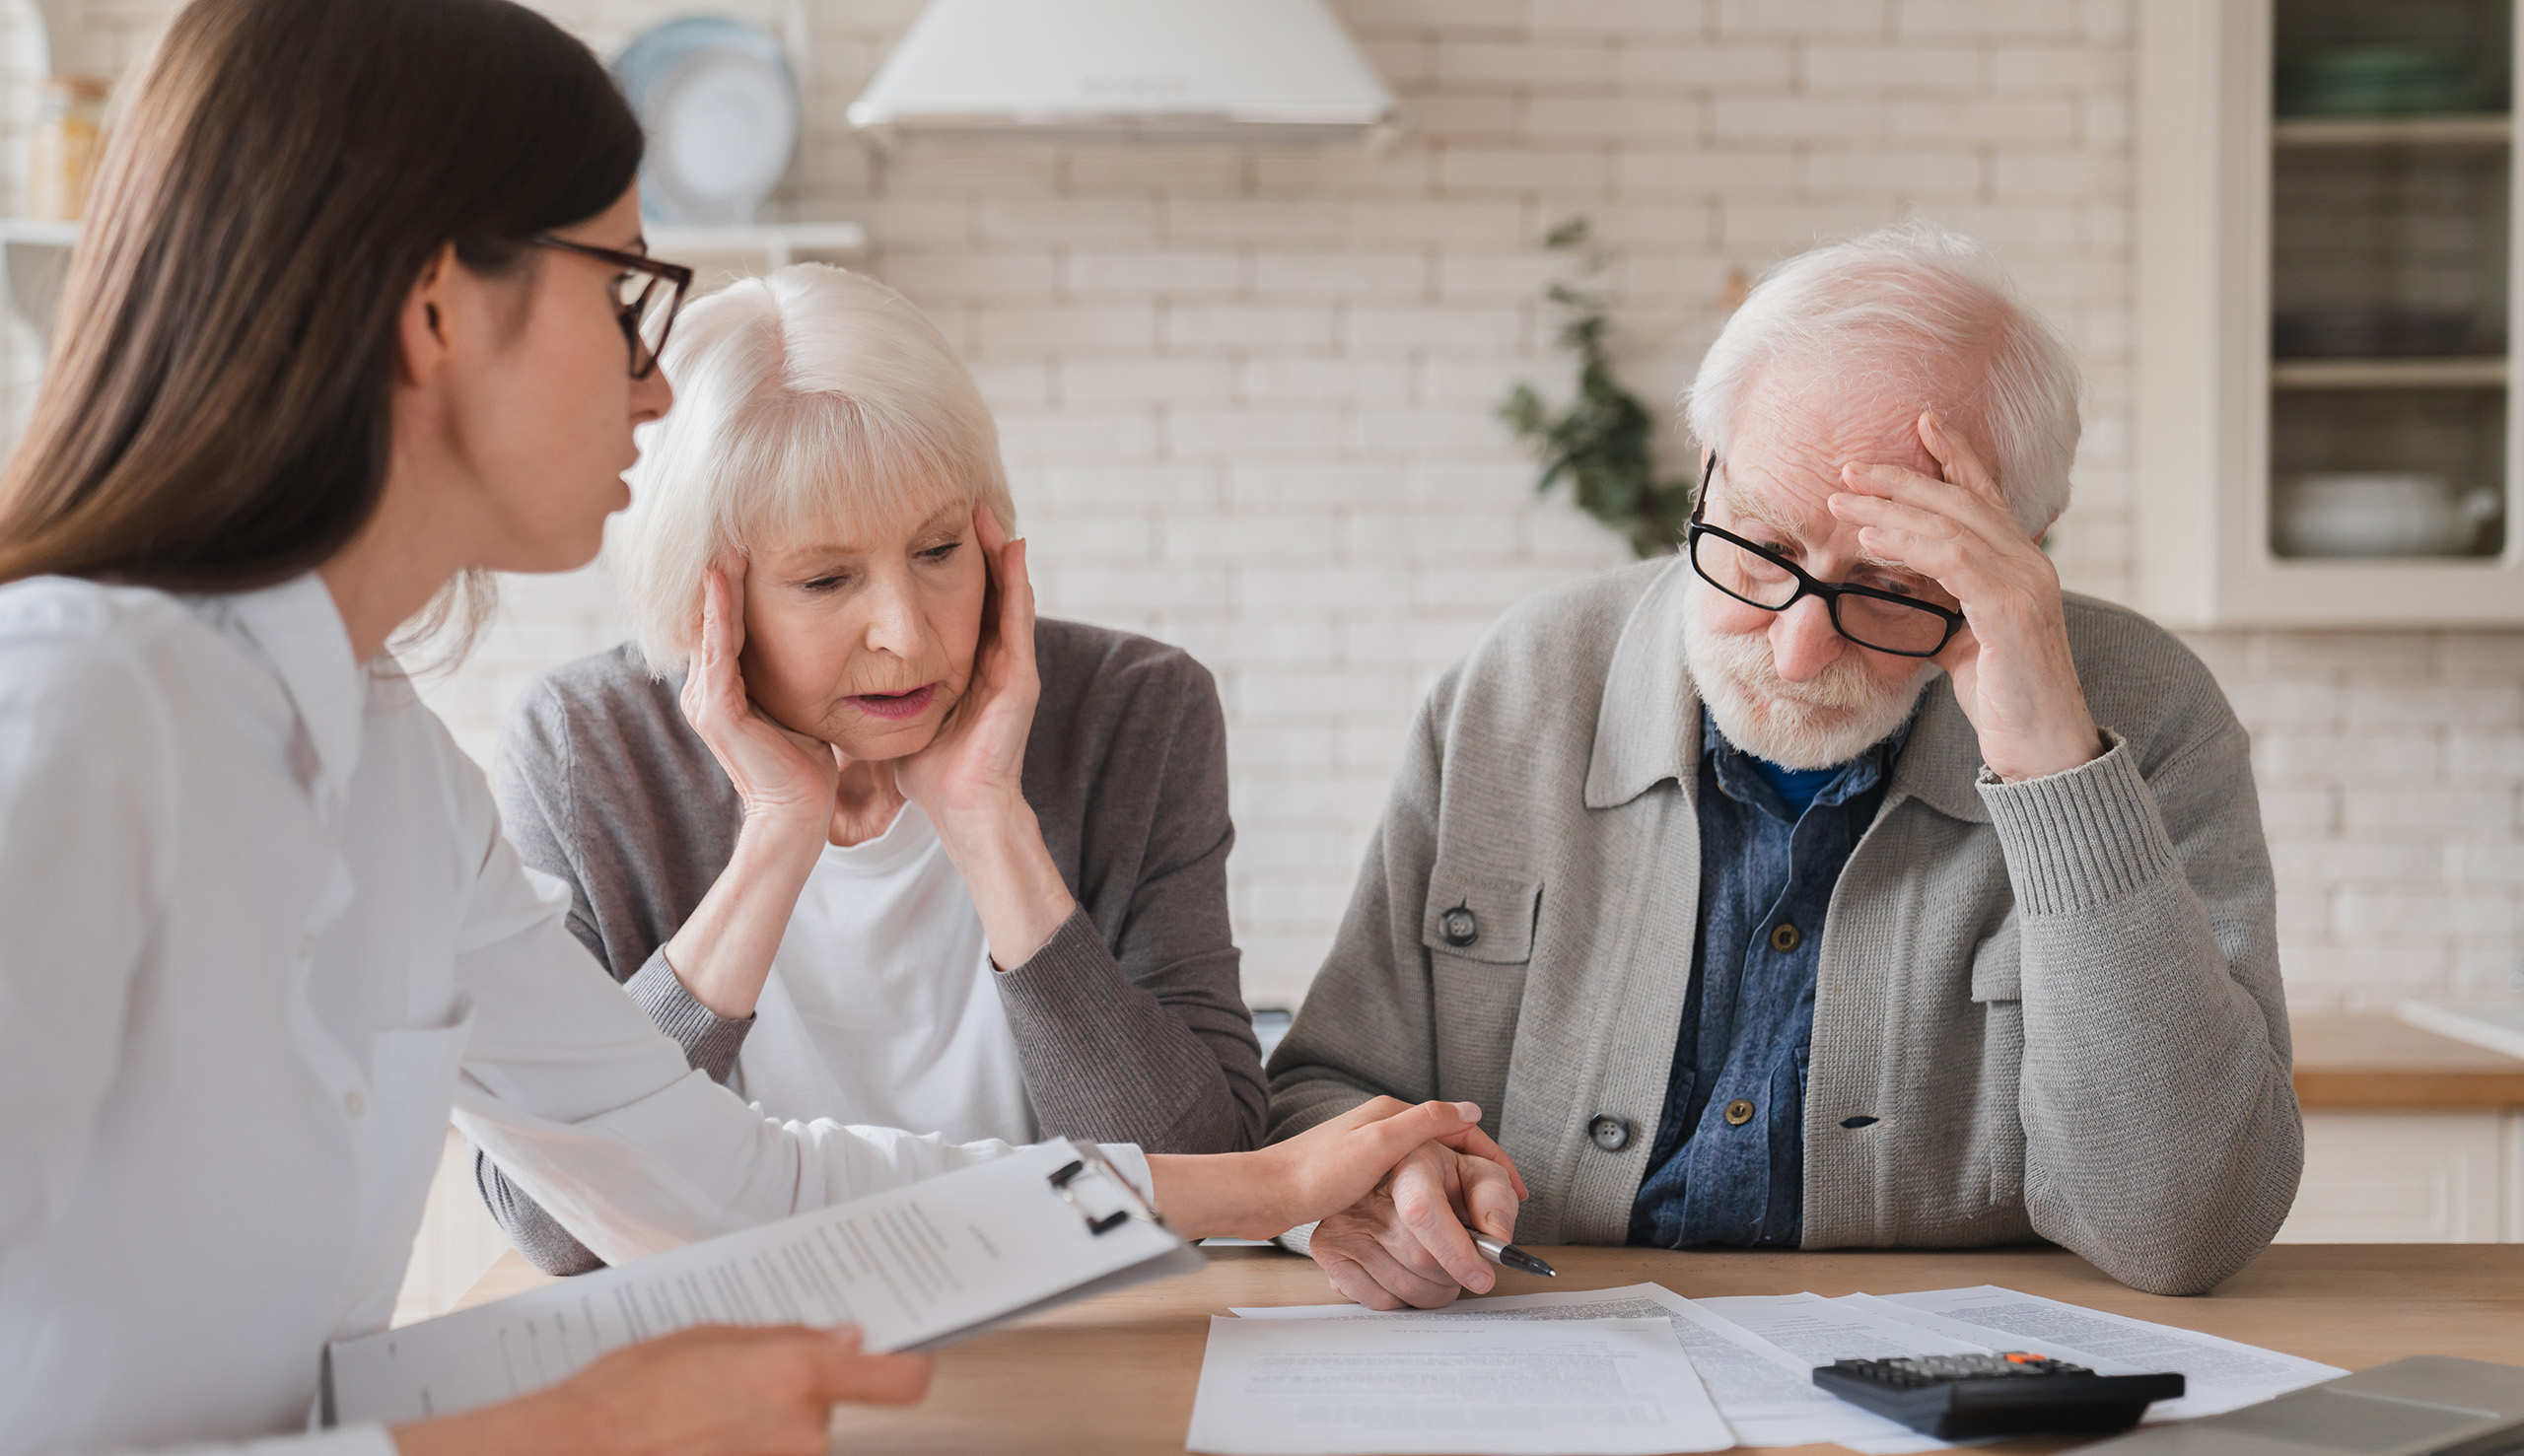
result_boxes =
[2273,472,2502,559]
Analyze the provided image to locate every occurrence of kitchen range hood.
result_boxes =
[848,0,1397,144]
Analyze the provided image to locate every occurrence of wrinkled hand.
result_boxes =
[681,558,841,838]
[891,506,1075,968]
[1828,411,2103,782]
[1309,1137,1528,1310]
[392,1324,931,1456]
[896,506,1037,820]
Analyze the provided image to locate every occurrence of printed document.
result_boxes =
[328,1142,1197,1424]
[1235,1283,1942,1452]
[1693,1291,1992,1364]
[1185,1314,1733,1455]
[1853,1285,2346,1421]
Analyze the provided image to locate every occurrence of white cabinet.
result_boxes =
[2278,1110,2524,1242]
[2138,0,2524,625]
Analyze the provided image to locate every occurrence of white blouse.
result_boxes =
[0,575,1142,1456]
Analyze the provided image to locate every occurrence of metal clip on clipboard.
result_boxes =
[1046,1139,1163,1236]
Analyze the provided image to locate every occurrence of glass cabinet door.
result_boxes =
[2269,0,2512,562]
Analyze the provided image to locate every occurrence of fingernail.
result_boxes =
[1453,1101,1481,1121]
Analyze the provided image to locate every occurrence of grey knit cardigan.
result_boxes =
[1269,558,2302,1296]
[474,619,1265,1274]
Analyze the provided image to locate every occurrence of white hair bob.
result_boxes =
[606,262,1015,672]
[1683,220,2082,535]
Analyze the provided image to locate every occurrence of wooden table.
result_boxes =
[457,1242,2524,1454]
[2292,1011,2524,1110]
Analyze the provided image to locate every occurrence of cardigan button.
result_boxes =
[1587,1115,1631,1151]
[1439,906,1478,947]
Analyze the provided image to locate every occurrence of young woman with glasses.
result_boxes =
[0,1,1514,1452]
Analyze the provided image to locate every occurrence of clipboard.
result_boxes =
[325,1141,1204,1424]
[893,1142,1205,1353]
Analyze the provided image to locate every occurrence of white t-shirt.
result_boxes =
[732,800,1039,1146]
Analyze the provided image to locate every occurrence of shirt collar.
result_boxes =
[1702,707,1913,820]
[1584,558,1991,823]
[194,573,368,807]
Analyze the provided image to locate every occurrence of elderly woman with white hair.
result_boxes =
[1268,221,2297,1306]
[473,263,1282,1274]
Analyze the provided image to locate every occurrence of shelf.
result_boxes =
[644,222,867,267]
[0,218,77,246]
[2274,113,2513,147]
[2272,356,2511,388]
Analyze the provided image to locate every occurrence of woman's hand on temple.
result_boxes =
[392,1324,931,1456]
[896,507,1038,819]
[896,506,1078,967]
[658,560,845,1019]
[1146,1097,1526,1244]
[682,557,842,841]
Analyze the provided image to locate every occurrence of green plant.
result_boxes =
[1498,218,1696,558]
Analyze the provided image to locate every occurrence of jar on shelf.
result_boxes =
[30,76,109,222]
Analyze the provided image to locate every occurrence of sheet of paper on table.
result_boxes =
[1185,1314,1734,1456]
[1233,1283,1945,1454]
[1849,1285,2347,1421]
[327,1142,1198,1425]
[1692,1291,1994,1365]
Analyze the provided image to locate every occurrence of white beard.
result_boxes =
[1681,578,1937,770]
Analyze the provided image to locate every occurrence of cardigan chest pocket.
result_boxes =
[1422,870,1540,966]
[1966,924,2026,1207]
[1421,867,1540,1121]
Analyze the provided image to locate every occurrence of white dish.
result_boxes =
[611,17,799,227]
[2273,471,2501,558]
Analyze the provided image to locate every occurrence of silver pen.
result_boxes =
[1471,1231,1557,1278]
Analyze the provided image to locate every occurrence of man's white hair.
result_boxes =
[1683,220,2082,534]
[607,262,1014,673]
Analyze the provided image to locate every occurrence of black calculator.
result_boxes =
[1812,1352,2188,1439]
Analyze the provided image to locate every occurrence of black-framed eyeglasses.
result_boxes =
[1685,453,1966,659]
[529,236,694,380]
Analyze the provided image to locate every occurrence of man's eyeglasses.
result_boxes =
[1686,453,1965,659]
[529,236,694,380]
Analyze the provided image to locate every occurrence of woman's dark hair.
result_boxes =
[0,0,643,590]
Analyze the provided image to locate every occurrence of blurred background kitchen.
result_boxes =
[11,0,2524,1303]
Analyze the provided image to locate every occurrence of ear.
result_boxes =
[393,242,460,386]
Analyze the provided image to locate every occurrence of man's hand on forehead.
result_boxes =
[1824,412,2103,783]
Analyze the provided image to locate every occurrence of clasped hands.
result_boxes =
[1305,1115,1530,1310]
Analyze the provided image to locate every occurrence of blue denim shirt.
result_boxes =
[1626,709,1910,1249]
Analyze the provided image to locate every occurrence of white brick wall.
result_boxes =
[6,0,2520,1013]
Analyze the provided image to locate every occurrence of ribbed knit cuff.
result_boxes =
[1273,1220,1319,1256]
[998,905,1109,988]
[1977,729,2178,917]
[624,947,754,1083]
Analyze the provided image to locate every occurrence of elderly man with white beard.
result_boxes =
[1265,222,2299,1303]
